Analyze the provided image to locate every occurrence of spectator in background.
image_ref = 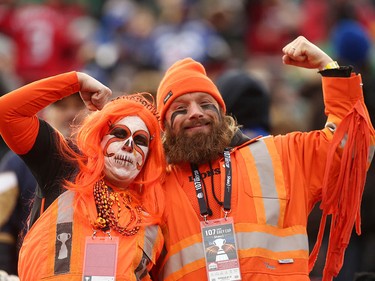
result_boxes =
[215,69,271,138]
[331,19,374,123]
[0,151,35,276]
[201,0,247,63]
[79,0,158,91]
[244,0,301,55]
[299,0,330,43]
[0,33,21,97]
[80,0,231,93]
[148,0,231,71]
[0,0,88,84]
[0,32,22,161]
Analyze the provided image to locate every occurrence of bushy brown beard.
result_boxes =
[163,115,234,165]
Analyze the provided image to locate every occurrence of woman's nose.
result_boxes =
[122,138,133,152]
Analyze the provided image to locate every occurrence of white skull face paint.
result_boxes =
[100,116,150,189]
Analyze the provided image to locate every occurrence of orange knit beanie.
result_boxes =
[156,58,226,127]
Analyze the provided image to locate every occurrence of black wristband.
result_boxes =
[318,66,353,77]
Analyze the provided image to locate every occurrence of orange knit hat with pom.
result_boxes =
[156,58,226,127]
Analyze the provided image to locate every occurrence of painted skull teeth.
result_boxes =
[115,155,134,166]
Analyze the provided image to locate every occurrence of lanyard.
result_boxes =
[190,148,232,220]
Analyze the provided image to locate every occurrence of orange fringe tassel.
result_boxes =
[308,100,375,281]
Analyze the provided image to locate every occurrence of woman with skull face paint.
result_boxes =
[0,71,166,280]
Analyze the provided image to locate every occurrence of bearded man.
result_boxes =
[153,36,375,281]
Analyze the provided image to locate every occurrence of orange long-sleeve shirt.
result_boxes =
[0,71,80,155]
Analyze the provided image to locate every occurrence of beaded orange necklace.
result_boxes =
[93,180,143,236]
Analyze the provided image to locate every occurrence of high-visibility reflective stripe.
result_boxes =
[135,225,160,280]
[369,145,375,163]
[236,232,308,252]
[142,225,159,259]
[241,143,266,223]
[163,241,205,278]
[248,138,280,226]
[163,230,308,279]
[57,190,74,223]
[262,137,288,227]
[55,191,75,275]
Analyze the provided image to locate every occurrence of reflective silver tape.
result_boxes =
[248,138,280,226]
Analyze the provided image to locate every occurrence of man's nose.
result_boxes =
[122,138,134,152]
[188,102,204,119]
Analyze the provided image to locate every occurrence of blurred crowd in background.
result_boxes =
[0,0,375,280]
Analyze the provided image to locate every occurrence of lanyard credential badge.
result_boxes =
[193,148,241,280]
[82,234,119,281]
[201,217,241,281]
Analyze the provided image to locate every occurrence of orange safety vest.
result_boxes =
[18,190,164,281]
[159,136,311,281]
